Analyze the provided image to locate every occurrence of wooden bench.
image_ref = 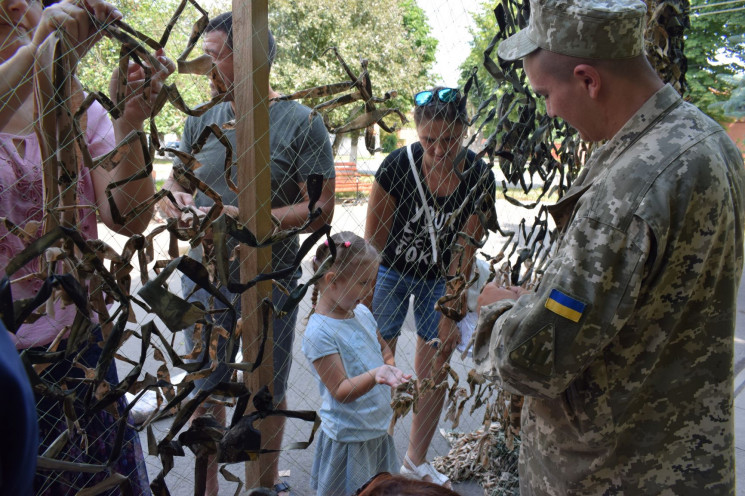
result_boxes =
[334,161,373,201]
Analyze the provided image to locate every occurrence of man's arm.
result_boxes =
[272,177,335,232]
[277,110,336,230]
[482,216,652,399]
[157,169,196,219]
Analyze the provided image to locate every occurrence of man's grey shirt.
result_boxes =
[176,100,334,276]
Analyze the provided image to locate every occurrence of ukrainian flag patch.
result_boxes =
[545,289,585,323]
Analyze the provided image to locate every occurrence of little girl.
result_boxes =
[302,232,412,495]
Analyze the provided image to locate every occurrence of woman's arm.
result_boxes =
[365,182,396,252]
[312,353,409,404]
[377,332,395,366]
[449,213,483,279]
[92,50,174,235]
[0,45,37,130]
[436,213,485,360]
[0,0,122,129]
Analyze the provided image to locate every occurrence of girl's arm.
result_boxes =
[312,353,410,404]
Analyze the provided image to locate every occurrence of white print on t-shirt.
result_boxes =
[394,202,453,266]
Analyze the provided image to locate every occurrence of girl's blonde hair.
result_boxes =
[309,231,379,313]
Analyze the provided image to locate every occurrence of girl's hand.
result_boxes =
[375,365,412,388]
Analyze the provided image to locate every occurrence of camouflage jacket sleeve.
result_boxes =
[489,204,652,399]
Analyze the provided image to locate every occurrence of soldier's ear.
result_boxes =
[573,64,601,99]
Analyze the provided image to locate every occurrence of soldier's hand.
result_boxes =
[477,281,519,313]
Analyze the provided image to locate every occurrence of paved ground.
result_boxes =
[107,197,745,495]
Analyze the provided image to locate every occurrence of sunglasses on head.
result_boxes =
[414,87,461,107]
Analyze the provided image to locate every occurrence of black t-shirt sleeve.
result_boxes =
[375,147,408,200]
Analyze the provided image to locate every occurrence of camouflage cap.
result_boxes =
[498,0,647,61]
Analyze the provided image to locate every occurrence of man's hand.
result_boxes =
[158,190,194,219]
[199,205,239,218]
[477,281,524,312]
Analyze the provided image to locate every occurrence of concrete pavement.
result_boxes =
[733,268,745,496]
[107,197,745,495]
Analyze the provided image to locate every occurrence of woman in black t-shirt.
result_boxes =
[365,87,496,486]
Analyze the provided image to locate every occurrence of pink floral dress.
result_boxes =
[0,101,111,349]
[0,100,150,495]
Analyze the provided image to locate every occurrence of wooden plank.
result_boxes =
[234,0,272,487]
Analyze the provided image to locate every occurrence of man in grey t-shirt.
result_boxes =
[159,13,335,496]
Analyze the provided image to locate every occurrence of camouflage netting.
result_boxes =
[0,0,690,494]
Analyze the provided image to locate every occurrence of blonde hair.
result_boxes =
[308,231,379,314]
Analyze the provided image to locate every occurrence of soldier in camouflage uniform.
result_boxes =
[473,0,745,494]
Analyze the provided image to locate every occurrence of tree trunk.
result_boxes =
[350,129,359,164]
[331,133,343,157]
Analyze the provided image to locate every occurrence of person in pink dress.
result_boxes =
[0,0,174,493]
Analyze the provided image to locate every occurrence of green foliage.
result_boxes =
[462,1,745,126]
[401,0,438,80]
[458,2,541,138]
[459,1,500,95]
[684,1,745,122]
[76,0,231,136]
[710,73,745,118]
[269,0,437,128]
[380,131,399,153]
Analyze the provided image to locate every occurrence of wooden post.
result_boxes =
[233,0,273,488]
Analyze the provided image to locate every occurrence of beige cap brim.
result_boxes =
[497,29,539,61]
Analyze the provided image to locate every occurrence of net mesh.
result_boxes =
[0,0,689,494]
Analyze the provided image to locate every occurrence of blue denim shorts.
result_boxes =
[372,265,445,342]
[182,276,298,406]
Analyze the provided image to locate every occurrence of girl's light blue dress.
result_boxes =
[302,304,398,495]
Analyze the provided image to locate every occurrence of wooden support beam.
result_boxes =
[233,0,272,488]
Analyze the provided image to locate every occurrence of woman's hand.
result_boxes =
[109,49,175,130]
[32,0,122,57]
[375,365,412,388]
